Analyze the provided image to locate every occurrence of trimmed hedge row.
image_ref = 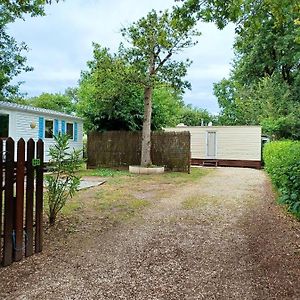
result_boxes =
[263,141,300,218]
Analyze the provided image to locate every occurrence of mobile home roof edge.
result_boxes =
[0,101,83,121]
[164,125,261,129]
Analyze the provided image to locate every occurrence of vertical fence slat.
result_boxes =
[3,138,14,267]
[0,140,3,264]
[14,139,25,262]
[35,139,44,253]
[25,139,35,257]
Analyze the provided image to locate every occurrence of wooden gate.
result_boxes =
[0,138,44,267]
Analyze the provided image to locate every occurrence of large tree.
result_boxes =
[77,44,186,132]
[0,1,60,101]
[214,0,300,139]
[121,9,200,166]
[178,0,300,139]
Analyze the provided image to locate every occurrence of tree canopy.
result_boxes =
[0,1,60,101]
[214,0,300,139]
[177,0,300,139]
[24,90,76,115]
[179,105,213,126]
[77,44,191,132]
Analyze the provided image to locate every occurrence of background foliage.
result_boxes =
[177,0,300,139]
[263,141,300,218]
[76,44,214,131]
[23,89,76,114]
[211,0,300,139]
[0,1,60,101]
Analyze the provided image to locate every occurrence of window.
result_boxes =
[0,114,9,138]
[66,122,74,139]
[45,119,53,138]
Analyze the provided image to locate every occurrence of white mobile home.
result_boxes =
[0,101,83,162]
[164,125,262,169]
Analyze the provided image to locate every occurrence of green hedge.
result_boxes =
[263,141,300,218]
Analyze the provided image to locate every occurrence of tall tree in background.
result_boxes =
[179,105,213,126]
[77,44,186,132]
[121,9,200,166]
[25,91,76,114]
[178,0,300,139]
[0,1,60,101]
[214,0,300,139]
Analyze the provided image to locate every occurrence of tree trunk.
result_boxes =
[49,213,56,226]
[141,85,153,167]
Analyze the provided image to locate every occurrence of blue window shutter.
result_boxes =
[38,117,44,139]
[54,119,59,136]
[61,120,66,134]
[74,122,78,142]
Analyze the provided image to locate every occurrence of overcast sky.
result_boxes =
[8,0,235,114]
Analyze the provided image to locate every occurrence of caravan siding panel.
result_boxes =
[15,112,39,141]
[189,128,206,159]
[165,126,261,161]
[2,110,83,162]
[214,126,261,161]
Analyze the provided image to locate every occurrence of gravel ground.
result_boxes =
[1,167,300,299]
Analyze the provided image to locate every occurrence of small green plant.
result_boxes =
[45,134,83,225]
[91,168,130,177]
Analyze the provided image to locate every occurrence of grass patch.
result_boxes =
[95,189,149,222]
[61,199,82,216]
[58,165,211,224]
[182,196,202,209]
[91,168,132,177]
[182,195,220,209]
[77,165,132,178]
[43,193,82,218]
[163,167,211,183]
[77,165,210,182]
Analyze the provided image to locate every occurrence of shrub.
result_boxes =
[45,134,83,225]
[263,141,300,218]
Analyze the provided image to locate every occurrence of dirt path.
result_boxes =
[1,168,300,299]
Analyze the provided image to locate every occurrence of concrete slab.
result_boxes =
[78,178,106,190]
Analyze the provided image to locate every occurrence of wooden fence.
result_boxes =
[88,131,191,172]
[0,138,44,267]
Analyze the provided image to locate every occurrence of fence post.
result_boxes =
[25,139,35,257]
[14,139,25,261]
[35,139,44,253]
[3,138,14,267]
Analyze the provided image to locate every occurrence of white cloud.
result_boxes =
[187,64,231,81]
[24,69,80,82]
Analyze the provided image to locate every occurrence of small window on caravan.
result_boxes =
[66,122,74,139]
[45,119,54,138]
[0,114,9,138]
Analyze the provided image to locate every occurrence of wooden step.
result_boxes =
[202,160,218,167]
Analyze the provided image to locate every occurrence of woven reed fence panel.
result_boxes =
[87,131,190,172]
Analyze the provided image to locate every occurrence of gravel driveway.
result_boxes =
[1,168,299,299]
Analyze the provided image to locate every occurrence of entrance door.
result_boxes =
[206,132,216,158]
